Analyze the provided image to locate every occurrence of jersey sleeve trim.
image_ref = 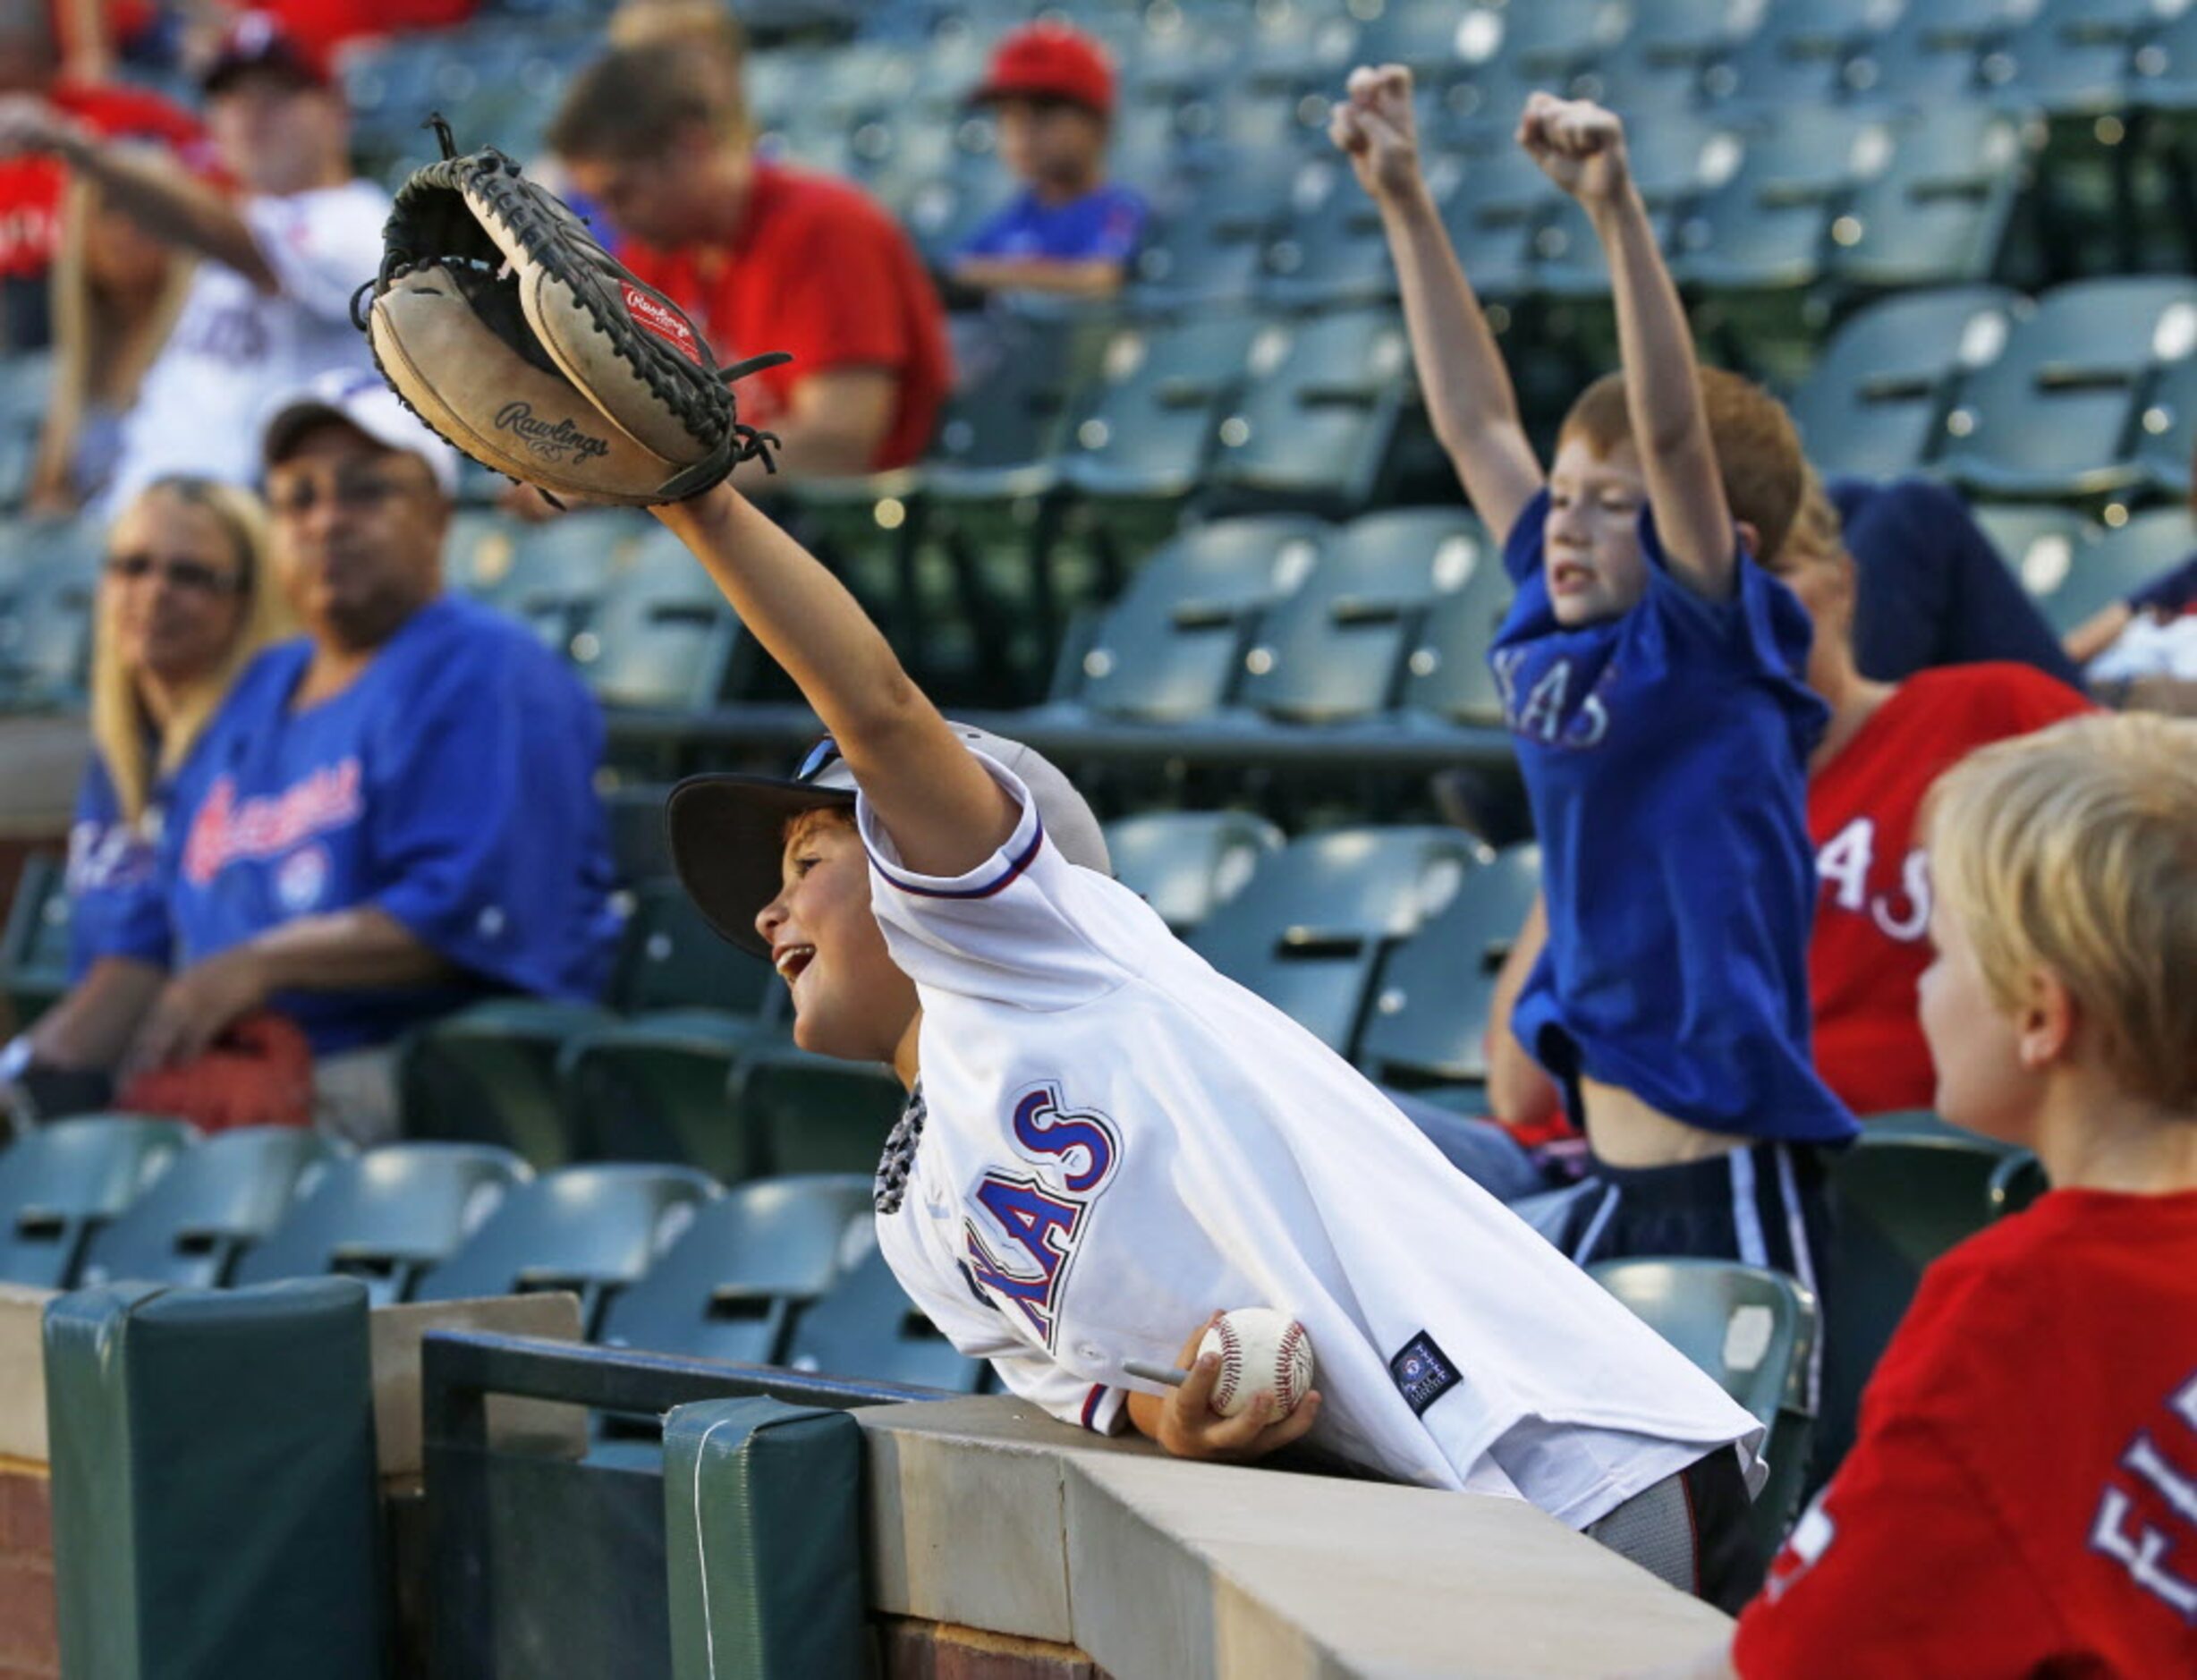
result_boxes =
[1081,1383,1128,1436]
[859,759,1046,901]
[872,818,1045,901]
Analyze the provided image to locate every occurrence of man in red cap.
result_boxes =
[953,22,1148,300]
[0,9,386,506]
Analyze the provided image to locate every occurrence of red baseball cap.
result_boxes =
[972,23,1115,118]
[201,12,333,96]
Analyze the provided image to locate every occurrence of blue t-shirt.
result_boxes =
[163,596,621,1056]
[1836,476,2083,688]
[1490,489,1857,1147]
[958,182,1148,267]
[65,747,174,980]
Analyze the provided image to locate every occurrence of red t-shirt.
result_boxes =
[1736,1188,2197,1677]
[621,162,952,472]
[1808,664,2091,1117]
[0,83,211,282]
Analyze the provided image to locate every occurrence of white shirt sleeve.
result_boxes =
[857,755,1141,1011]
[242,182,390,320]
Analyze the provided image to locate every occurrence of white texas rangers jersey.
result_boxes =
[105,180,389,510]
[862,755,1764,1530]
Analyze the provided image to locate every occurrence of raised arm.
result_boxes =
[653,488,1018,875]
[1330,65,1542,547]
[1520,95,1734,598]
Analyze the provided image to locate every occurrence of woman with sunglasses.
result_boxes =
[4,476,291,1096]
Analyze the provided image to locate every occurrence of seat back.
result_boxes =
[733,1046,907,1178]
[498,511,637,658]
[412,1162,721,1336]
[0,1115,194,1287]
[1398,524,1518,725]
[1057,311,1260,495]
[1103,810,1285,937]
[578,531,743,711]
[1189,827,1483,1053]
[232,1142,531,1304]
[1790,286,2021,478]
[1827,106,2030,290]
[78,1126,343,1290]
[610,878,776,1016]
[599,1174,873,1364]
[1360,844,1541,1087]
[1208,308,1413,510]
[1,850,72,1026]
[2032,506,2193,636]
[785,1242,987,1393]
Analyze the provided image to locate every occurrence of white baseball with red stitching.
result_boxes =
[1198,1308,1315,1420]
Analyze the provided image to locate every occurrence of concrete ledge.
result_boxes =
[368,1294,587,1480]
[857,1396,1730,1680]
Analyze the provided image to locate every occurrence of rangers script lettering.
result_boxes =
[963,1082,1119,1350]
[182,760,365,887]
[492,403,612,462]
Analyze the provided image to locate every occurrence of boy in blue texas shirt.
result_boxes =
[1336,78,1856,1297]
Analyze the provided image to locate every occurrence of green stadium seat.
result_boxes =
[1205,307,1416,513]
[497,510,644,659]
[231,1141,530,1304]
[0,850,71,1027]
[1102,810,1285,938]
[2027,506,2193,637]
[0,537,99,708]
[1358,843,1541,1090]
[562,1008,766,1183]
[2133,352,2197,494]
[1996,0,2157,117]
[598,1173,873,1364]
[442,508,523,599]
[399,997,616,1169]
[600,783,672,887]
[1590,1258,1820,1561]
[2133,4,2197,112]
[1433,145,1557,302]
[731,1043,905,1178]
[1395,513,1516,727]
[1130,149,1298,308]
[1188,826,1484,1055]
[611,878,777,1016]
[77,1125,345,1289]
[573,528,747,711]
[1825,106,2032,291]
[1938,276,2197,499]
[1843,0,2012,104]
[1671,107,1886,293]
[0,1114,192,1288]
[1789,287,2022,478]
[1261,157,1402,310]
[1484,0,1633,89]
[1356,0,1499,81]
[1239,507,1502,724]
[785,1242,986,1393]
[1045,515,1325,723]
[1972,500,2099,604]
[413,1161,720,1335]
[1709,0,1885,110]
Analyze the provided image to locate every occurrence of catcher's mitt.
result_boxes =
[356,116,788,505]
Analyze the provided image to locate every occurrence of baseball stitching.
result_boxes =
[1276,1319,1308,1410]
[1217,1316,1245,1411]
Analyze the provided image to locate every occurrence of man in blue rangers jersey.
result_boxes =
[1333,75,1857,1300]
[114,372,621,1142]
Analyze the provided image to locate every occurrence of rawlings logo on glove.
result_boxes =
[354,115,788,506]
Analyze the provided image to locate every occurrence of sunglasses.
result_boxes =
[104,553,243,596]
[264,467,423,518]
[794,735,843,782]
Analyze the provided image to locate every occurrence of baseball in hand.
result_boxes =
[1198,1309,1315,1420]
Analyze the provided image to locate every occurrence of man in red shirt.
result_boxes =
[1694,712,2197,1678]
[545,37,952,485]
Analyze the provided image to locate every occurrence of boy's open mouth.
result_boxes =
[1550,560,1594,594]
[773,944,816,983]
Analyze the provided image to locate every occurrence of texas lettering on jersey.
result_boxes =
[963,1082,1120,1353]
[1815,816,1930,943]
[2091,1368,2197,1622]
[1491,645,1616,751]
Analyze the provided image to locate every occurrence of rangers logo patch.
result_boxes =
[1390,1330,1460,1416]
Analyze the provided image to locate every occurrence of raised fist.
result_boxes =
[1516,91,1631,204]
[1329,64,1423,201]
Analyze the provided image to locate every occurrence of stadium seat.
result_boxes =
[610,878,776,1017]
[598,1173,873,1364]
[1671,107,1888,293]
[1188,826,1485,1054]
[1358,844,1541,1091]
[1432,145,1558,301]
[562,1009,766,1184]
[1709,0,1885,111]
[785,1241,986,1393]
[0,1114,193,1288]
[1995,0,2157,117]
[399,997,616,1169]
[2027,506,2193,635]
[0,850,70,1026]
[0,535,99,708]
[1239,507,1504,724]
[1971,500,2099,602]
[1056,311,1260,506]
[77,1125,344,1290]
[1590,1258,1820,1560]
[601,784,673,887]
[1261,157,1403,310]
[442,508,523,599]
[1044,515,1326,723]
[496,511,643,660]
[1788,287,2022,478]
[413,1162,721,1336]
[232,1141,530,1304]
[1395,514,1516,727]
[1102,810,1285,938]
[1938,276,2197,498]
[1842,0,2013,105]
[730,1044,905,1178]
[574,528,747,711]
[1130,150,1299,308]
[2133,349,2197,494]
[1205,307,1416,513]
[1825,105,2032,291]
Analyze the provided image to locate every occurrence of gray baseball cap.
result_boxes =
[667,724,1111,958]
[263,370,462,496]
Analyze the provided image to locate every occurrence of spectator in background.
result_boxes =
[547,37,952,487]
[112,374,620,1143]
[951,23,1147,301]
[1834,474,2084,687]
[0,12,386,508]
[0,475,290,1104]
[179,0,478,64]
[2061,460,2197,712]
[0,0,208,352]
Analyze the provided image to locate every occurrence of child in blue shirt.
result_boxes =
[1335,75,1857,1299]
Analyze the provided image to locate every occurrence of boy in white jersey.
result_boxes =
[621,471,1769,1611]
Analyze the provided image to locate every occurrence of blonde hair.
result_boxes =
[1925,713,2197,1110]
[1558,367,1805,568]
[91,477,292,822]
